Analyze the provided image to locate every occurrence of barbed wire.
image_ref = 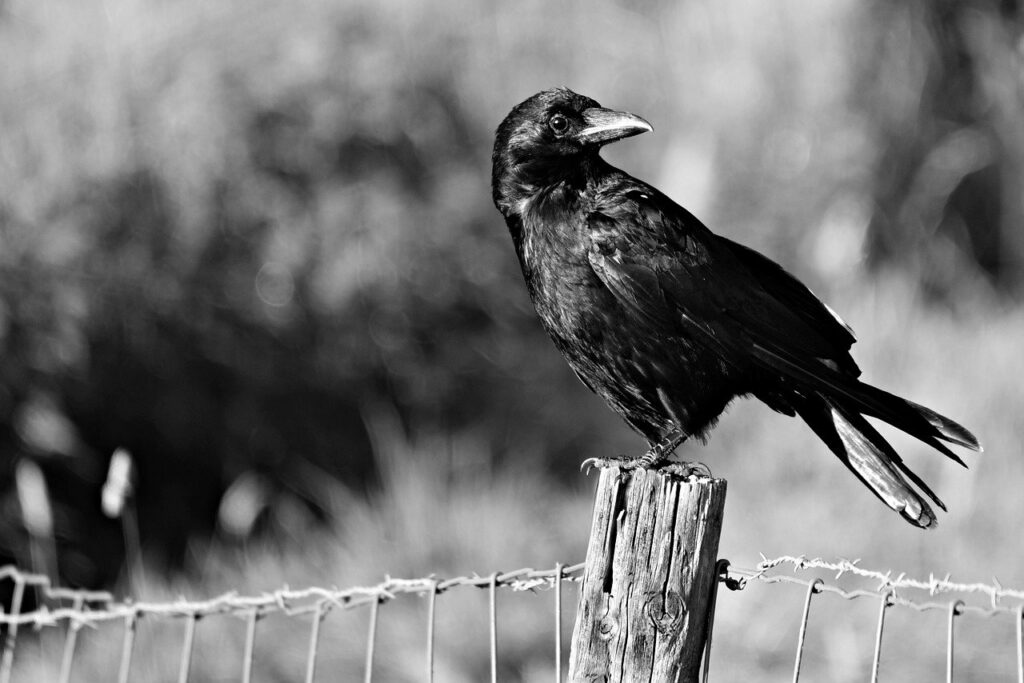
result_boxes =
[724,555,1024,618]
[4,557,1024,683]
[0,562,585,683]
[719,555,1024,683]
[0,563,585,630]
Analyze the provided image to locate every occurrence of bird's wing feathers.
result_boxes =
[586,184,979,457]
[587,185,852,369]
[718,236,857,351]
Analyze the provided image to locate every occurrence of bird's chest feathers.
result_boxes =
[517,187,617,341]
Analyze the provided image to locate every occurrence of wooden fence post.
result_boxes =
[568,466,727,682]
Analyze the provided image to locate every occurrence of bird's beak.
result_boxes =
[578,107,653,145]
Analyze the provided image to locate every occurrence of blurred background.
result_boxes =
[1,0,1023,679]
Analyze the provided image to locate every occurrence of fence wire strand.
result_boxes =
[553,562,563,682]
[426,581,438,683]
[0,562,584,682]
[4,557,1024,681]
[178,612,197,683]
[869,591,892,683]
[720,556,1024,682]
[0,563,586,630]
[791,578,822,683]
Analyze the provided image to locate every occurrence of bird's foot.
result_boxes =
[581,431,695,474]
[580,455,713,480]
[581,454,646,474]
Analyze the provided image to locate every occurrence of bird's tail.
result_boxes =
[796,389,979,529]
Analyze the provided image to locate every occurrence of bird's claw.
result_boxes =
[581,455,635,474]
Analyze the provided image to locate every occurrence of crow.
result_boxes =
[490,88,981,528]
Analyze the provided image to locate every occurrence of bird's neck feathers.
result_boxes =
[492,152,605,221]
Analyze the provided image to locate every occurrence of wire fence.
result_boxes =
[2,557,1024,682]
[723,556,1024,683]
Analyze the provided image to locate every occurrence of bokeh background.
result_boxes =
[2,0,1023,679]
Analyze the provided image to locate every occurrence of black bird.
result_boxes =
[491,88,981,529]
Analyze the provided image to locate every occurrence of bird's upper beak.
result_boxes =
[577,107,653,145]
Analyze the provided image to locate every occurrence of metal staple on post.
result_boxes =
[792,578,823,683]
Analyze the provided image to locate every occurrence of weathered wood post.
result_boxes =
[568,466,727,682]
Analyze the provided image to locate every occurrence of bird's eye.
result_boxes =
[548,114,570,135]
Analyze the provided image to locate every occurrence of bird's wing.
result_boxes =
[586,184,852,369]
[586,183,976,458]
[716,236,857,356]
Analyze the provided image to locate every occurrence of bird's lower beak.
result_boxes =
[578,107,653,145]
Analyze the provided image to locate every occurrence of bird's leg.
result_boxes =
[637,431,687,468]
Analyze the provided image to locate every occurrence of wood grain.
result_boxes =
[568,467,727,682]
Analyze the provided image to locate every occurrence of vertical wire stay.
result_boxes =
[1017,604,1023,683]
[947,600,964,683]
[870,591,892,683]
[242,608,258,683]
[426,581,438,683]
[701,559,730,683]
[554,563,563,683]
[792,579,824,683]
[57,595,85,683]
[177,613,198,683]
[116,612,138,683]
[304,602,325,683]
[364,596,380,683]
[0,575,25,683]
[489,573,499,683]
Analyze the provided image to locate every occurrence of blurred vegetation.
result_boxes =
[0,0,1022,678]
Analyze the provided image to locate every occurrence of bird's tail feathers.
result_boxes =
[751,343,981,461]
[846,382,980,466]
[798,397,942,529]
[897,395,981,452]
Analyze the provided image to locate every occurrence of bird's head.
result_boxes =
[491,88,652,217]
